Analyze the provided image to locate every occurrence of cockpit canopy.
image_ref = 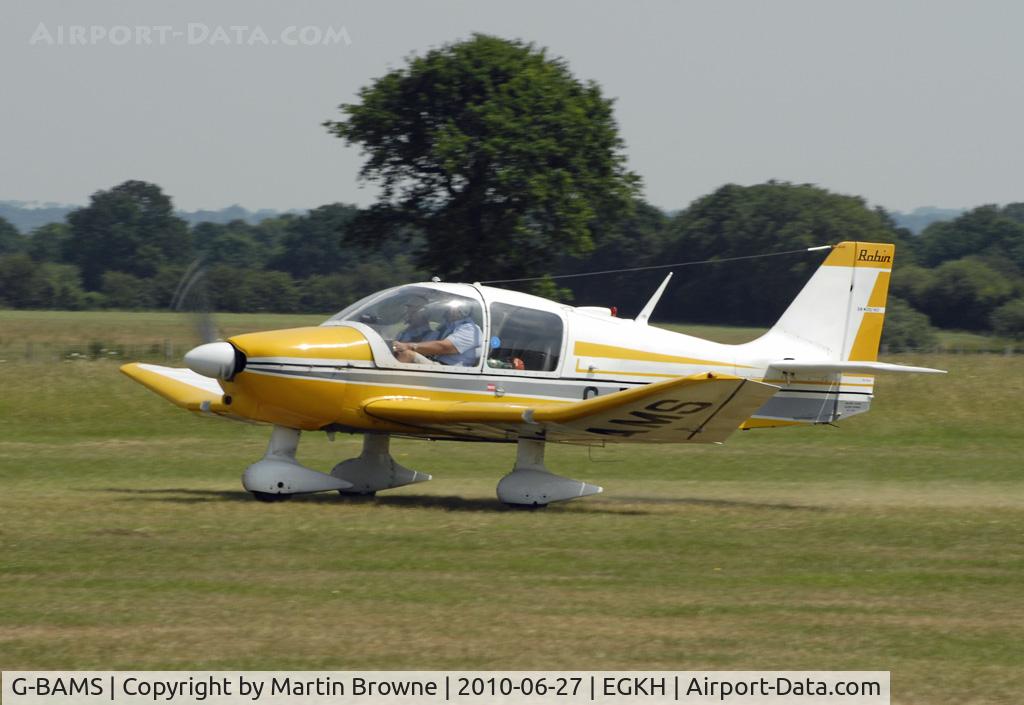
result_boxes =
[323,283,565,373]
[324,284,484,349]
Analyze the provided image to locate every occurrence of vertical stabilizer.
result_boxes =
[759,241,894,361]
[736,242,942,427]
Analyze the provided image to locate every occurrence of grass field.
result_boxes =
[1,312,1023,704]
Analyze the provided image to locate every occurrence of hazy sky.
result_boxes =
[2,1,1022,213]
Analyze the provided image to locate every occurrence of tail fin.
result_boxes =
[738,242,942,428]
[761,241,893,361]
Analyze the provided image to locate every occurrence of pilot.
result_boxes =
[395,296,438,343]
[392,301,482,366]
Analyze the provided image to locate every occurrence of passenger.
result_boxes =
[392,301,482,366]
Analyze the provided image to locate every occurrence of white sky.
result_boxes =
[2,0,1022,213]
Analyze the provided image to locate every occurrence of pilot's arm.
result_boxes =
[393,338,457,360]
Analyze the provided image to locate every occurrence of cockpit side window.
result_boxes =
[486,303,563,373]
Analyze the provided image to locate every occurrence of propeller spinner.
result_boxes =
[184,341,241,380]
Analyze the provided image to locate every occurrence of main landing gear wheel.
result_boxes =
[242,426,352,500]
[496,439,602,507]
[330,434,431,494]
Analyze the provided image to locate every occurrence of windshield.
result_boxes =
[324,285,484,353]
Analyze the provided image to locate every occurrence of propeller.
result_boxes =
[171,260,244,380]
[171,259,220,345]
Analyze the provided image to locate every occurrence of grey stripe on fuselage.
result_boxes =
[243,362,629,401]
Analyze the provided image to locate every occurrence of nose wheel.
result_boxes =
[243,426,352,500]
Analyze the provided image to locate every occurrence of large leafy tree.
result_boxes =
[325,34,640,282]
[67,180,191,290]
[660,182,908,326]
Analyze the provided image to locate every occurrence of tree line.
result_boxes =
[2,34,1022,342]
[2,178,1023,342]
[0,181,422,315]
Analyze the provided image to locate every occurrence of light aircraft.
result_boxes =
[122,241,944,506]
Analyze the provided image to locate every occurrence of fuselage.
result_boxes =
[215,282,874,435]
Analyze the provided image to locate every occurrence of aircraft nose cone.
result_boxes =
[184,342,237,379]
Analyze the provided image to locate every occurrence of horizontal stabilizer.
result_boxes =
[767,360,947,375]
[363,373,779,443]
[120,362,231,415]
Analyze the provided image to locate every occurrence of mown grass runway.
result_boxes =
[1,312,1022,704]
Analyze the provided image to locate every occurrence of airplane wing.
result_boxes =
[120,362,234,416]
[363,373,779,444]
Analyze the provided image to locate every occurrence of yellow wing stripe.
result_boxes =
[575,363,676,378]
[363,373,745,427]
[573,341,748,368]
[363,398,552,425]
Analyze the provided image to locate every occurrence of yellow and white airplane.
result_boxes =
[122,241,944,506]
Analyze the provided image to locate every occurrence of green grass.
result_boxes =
[930,329,1021,353]
[1,314,1023,704]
